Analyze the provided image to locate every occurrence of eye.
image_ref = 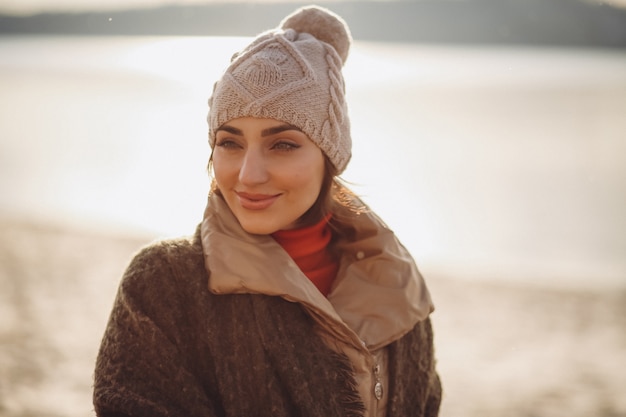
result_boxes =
[271,140,301,151]
[215,138,241,149]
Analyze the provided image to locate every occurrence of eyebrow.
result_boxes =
[216,123,302,137]
[261,124,302,136]
[215,125,243,135]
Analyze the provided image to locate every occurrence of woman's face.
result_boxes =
[212,117,325,235]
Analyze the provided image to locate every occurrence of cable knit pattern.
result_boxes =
[207,6,352,173]
[321,43,350,168]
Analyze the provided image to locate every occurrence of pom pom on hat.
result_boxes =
[208,5,353,173]
[280,5,352,65]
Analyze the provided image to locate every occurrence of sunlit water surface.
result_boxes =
[1,36,625,289]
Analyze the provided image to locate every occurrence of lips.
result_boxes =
[235,191,281,210]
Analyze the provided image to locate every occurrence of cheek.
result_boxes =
[212,157,237,185]
[313,155,326,188]
[296,156,325,195]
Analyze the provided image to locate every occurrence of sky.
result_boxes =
[1,0,625,16]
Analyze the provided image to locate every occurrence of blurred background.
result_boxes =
[1,1,625,416]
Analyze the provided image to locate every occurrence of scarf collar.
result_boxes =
[200,192,434,351]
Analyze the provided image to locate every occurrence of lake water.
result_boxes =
[1,36,625,289]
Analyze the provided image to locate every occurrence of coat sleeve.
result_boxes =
[93,241,218,417]
[424,370,442,417]
[387,316,442,416]
[422,317,442,417]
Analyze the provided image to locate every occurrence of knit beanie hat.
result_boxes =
[207,5,352,173]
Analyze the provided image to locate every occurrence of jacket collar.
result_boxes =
[200,192,434,351]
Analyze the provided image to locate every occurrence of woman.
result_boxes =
[93,5,441,417]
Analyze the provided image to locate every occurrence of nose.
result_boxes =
[238,149,269,186]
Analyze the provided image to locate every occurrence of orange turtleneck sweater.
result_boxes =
[272,215,338,297]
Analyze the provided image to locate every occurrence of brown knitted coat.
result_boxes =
[93,229,441,417]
